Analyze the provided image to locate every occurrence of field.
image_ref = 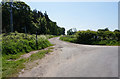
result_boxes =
[1,32,55,77]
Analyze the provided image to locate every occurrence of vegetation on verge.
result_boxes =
[2,32,54,77]
[60,28,120,46]
[60,35,77,43]
[2,32,52,56]
[2,49,53,78]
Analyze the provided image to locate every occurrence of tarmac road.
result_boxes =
[19,37,118,77]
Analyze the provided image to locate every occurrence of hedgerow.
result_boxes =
[76,30,120,44]
[60,30,120,46]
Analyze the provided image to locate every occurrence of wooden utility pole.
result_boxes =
[9,0,13,32]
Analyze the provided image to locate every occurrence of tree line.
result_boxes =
[2,1,65,35]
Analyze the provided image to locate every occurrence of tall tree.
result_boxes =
[2,1,65,35]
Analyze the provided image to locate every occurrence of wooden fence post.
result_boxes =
[36,31,38,50]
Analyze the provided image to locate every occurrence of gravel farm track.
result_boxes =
[19,37,118,77]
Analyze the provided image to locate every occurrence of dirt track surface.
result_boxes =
[19,37,118,77]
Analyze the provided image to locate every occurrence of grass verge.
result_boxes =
[2,48,53,78]
[2,32,55,78]
[60,35,77,43]
[60,35,120,46]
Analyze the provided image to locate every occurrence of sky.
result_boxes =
[23,0,119,2]
[25,2,118,33]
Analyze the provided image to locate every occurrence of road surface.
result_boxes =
[19,37,118,77]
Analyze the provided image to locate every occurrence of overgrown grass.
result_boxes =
[2,48,53,78]
[1,32,55,78]
[0,34,2,79]
[60,35,120,46]
[60,35,77,43]
[2,32,52,57]
[2,58,26,78]
[44,35,56,39]
[28,48,53,62]
[91,40,120,46]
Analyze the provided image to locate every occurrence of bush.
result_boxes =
[76,30,97,44]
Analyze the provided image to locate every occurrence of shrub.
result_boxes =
[76,30,97,44]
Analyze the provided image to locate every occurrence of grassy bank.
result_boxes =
[2,32,55,77]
